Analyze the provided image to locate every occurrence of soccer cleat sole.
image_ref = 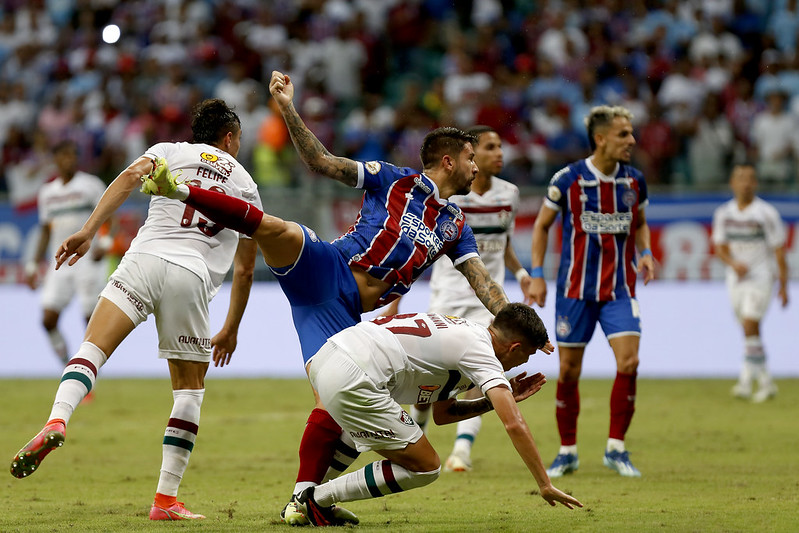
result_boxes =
[10,429,65,479]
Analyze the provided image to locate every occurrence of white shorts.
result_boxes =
[100,253,212,362]
[309,342,424,453]
[727,277,773,322]
[40,257,107,317]
[427,301,493,327]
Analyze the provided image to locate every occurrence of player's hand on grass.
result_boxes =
[509,372,546,403]
[540,484,583,509]
[55,229,93,269]
[211,330,237,367]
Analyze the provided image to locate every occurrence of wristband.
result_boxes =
[514,268,530,282]
[97,234,114,252]
[24,262,37,276]
[530,266,544,279]
[640,249,653,257]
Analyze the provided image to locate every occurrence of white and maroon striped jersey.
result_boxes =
[128,142,262,293]
[711,197,786,283]
[428,176,519,312]
[38,171,106,257]
[332,161,479,307]
[327,312,511,405]
[543,157,648,301]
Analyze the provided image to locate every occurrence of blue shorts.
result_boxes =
[271,225,362,363]
[554,295,641,346]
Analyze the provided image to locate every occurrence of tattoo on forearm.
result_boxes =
[445,397,493,418]
[283,104,357,186]
[459,258,509,315]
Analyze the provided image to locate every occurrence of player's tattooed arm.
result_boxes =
[433,396,493,425]
[456,257,510,315]
[281,102,359,187]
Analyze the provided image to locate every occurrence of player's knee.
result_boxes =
[617,355,639,374]
[403,467,440,490]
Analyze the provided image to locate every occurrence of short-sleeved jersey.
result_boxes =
[38,171,106,257]
[544,158,648,302]
[332,161,479,306]
[127,142,262,292]
[326,313,511,405]
[711,197,786,283]
[429,176,519,310]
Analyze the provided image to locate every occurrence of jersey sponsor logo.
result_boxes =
[110,279,144,312]
[178,335,212,349]
[400,212,444,257]
[400,410,415,426]
[439,219,458,241]
[416,385,441,405]
[306,226,320,242]
[547,185,562,202]
[556,315,571,337]
[445,204,464,220]
[200,152,234,177]
[579,211,633,234]
[622,188,638,207]
[349,428,397,440]
[414,175,433,194]
[365,161,382,174]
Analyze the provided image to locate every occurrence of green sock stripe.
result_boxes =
[456,434,475,443]
[363,464,384,498]
[163,436,194,452]
[60,371,93,392]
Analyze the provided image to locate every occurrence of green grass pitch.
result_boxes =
[1,378,797,532]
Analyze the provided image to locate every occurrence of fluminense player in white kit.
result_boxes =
[10,99,261,521]
[25,140,110,365]
[290,304,582,526]
[388,126,535,473]
[711,162,789,403]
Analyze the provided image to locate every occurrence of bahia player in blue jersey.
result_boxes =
[140,70,551,525]
[530,106,654,479]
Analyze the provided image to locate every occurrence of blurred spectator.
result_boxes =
[750,89,796,183]
[340,91,394,162]
[320,21,367,108]
[0,0,796,200]
[635,102,678,184]
[687,92,735,186]
[214,61,263,113]
[4,129,55,212]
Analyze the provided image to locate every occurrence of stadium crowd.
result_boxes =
[1,0,797,209]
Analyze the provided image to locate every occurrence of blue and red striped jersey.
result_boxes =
[332,161,479,306]
[543,158,648,302]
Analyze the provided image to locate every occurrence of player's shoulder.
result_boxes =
[490,176,520,195]
[619,163,645,181]
[362,160,418,179]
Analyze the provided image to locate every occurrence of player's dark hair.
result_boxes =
[191,98,241,145]
[52,139,77,154]
[584,105,633,151]
[420,127,477,168]
[466,125,495,144]
[492,303,549,350]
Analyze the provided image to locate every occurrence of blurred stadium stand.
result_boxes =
[0,0,797,283]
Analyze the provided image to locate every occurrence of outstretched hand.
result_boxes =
[55,229,93,270]
[540,484,583,510]
[509,372,547,403]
